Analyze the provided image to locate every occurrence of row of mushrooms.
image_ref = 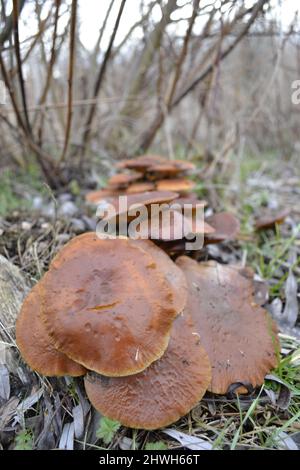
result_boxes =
[16,155,280,430]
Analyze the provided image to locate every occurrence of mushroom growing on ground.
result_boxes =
[255,209,290,231]
[156,178,196,194]
[176,257,279,394]
[204,212,240,244]
[84,310,211,430]
[39,233,184,376]
[107,172,141,189]
[16,284,86,377]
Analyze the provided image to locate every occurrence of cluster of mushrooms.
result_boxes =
[16,155,279,431]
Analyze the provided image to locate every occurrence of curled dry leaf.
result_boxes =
[84,311,211,430]
[176,257,279,394]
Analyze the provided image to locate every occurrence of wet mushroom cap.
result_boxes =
[84,311,211,430]
[40,233,180,377]
[156,178,196,193]
[16,284,86,377]
[204,212,240,244]
[176,257,279,394]
[134,239,187,314]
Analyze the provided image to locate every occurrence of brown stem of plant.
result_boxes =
[79,0,127,163]
[0,51,61,188]
[60,0,77,163]
[0,0,26,47]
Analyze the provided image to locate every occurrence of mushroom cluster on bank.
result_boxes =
[16,155,280,431]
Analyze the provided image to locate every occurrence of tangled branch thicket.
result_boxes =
[0,0,299,187]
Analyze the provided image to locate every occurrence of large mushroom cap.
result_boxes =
[40,233,180,377]
[84,311,211,430]
[156,178,196,194]
[16,284,86,377]
[176,257,279,394]
[134,239,187,314]
[204,212,240,244]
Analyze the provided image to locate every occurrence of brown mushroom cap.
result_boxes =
[147,163,185,179]
[40,233,180,377]
[16,284,86,377]
[204,212,240,244]
[84,311,211,430]
[176,257,279,394]
[156,178,196,194]
[138,209,192,241]
[125,182,155,194]
[85,189,121,205]
[116,155,167,172]
[107,172,141,189]
[137,208,213,242]
[255,209,290,231]
[134,239,187,314]
[101,191,179,223]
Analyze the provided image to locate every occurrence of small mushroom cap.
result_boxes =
[134,239,187,314]
[16,284,86,377]
[255,209,290,231]
[107,172,141,189]
[147,163,185,179]
[116,155,167,172]
[101,191,179,222]
[138,209,192,241]
[138,208,212,241]
[125,182,155,194]
[176,257,279,394]
[40,233,180,377]
[85,189,121,205]
[84,311,211,430]
[156,178,196,194]
[204,212,240,244]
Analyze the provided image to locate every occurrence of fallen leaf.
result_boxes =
[282,269,298,327]
[0,364,10,401]
[59,422,75,450]
[163,429,212,450]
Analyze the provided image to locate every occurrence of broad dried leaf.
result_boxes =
[59,422,75,450]
[72,404,84,439]
[282,269,298,327]
[0,364,10,401]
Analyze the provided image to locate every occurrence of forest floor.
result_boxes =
[0,152,299,450]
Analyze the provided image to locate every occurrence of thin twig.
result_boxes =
[80,0,127,162]
[60,0,77,163]
[12,0,31,134]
